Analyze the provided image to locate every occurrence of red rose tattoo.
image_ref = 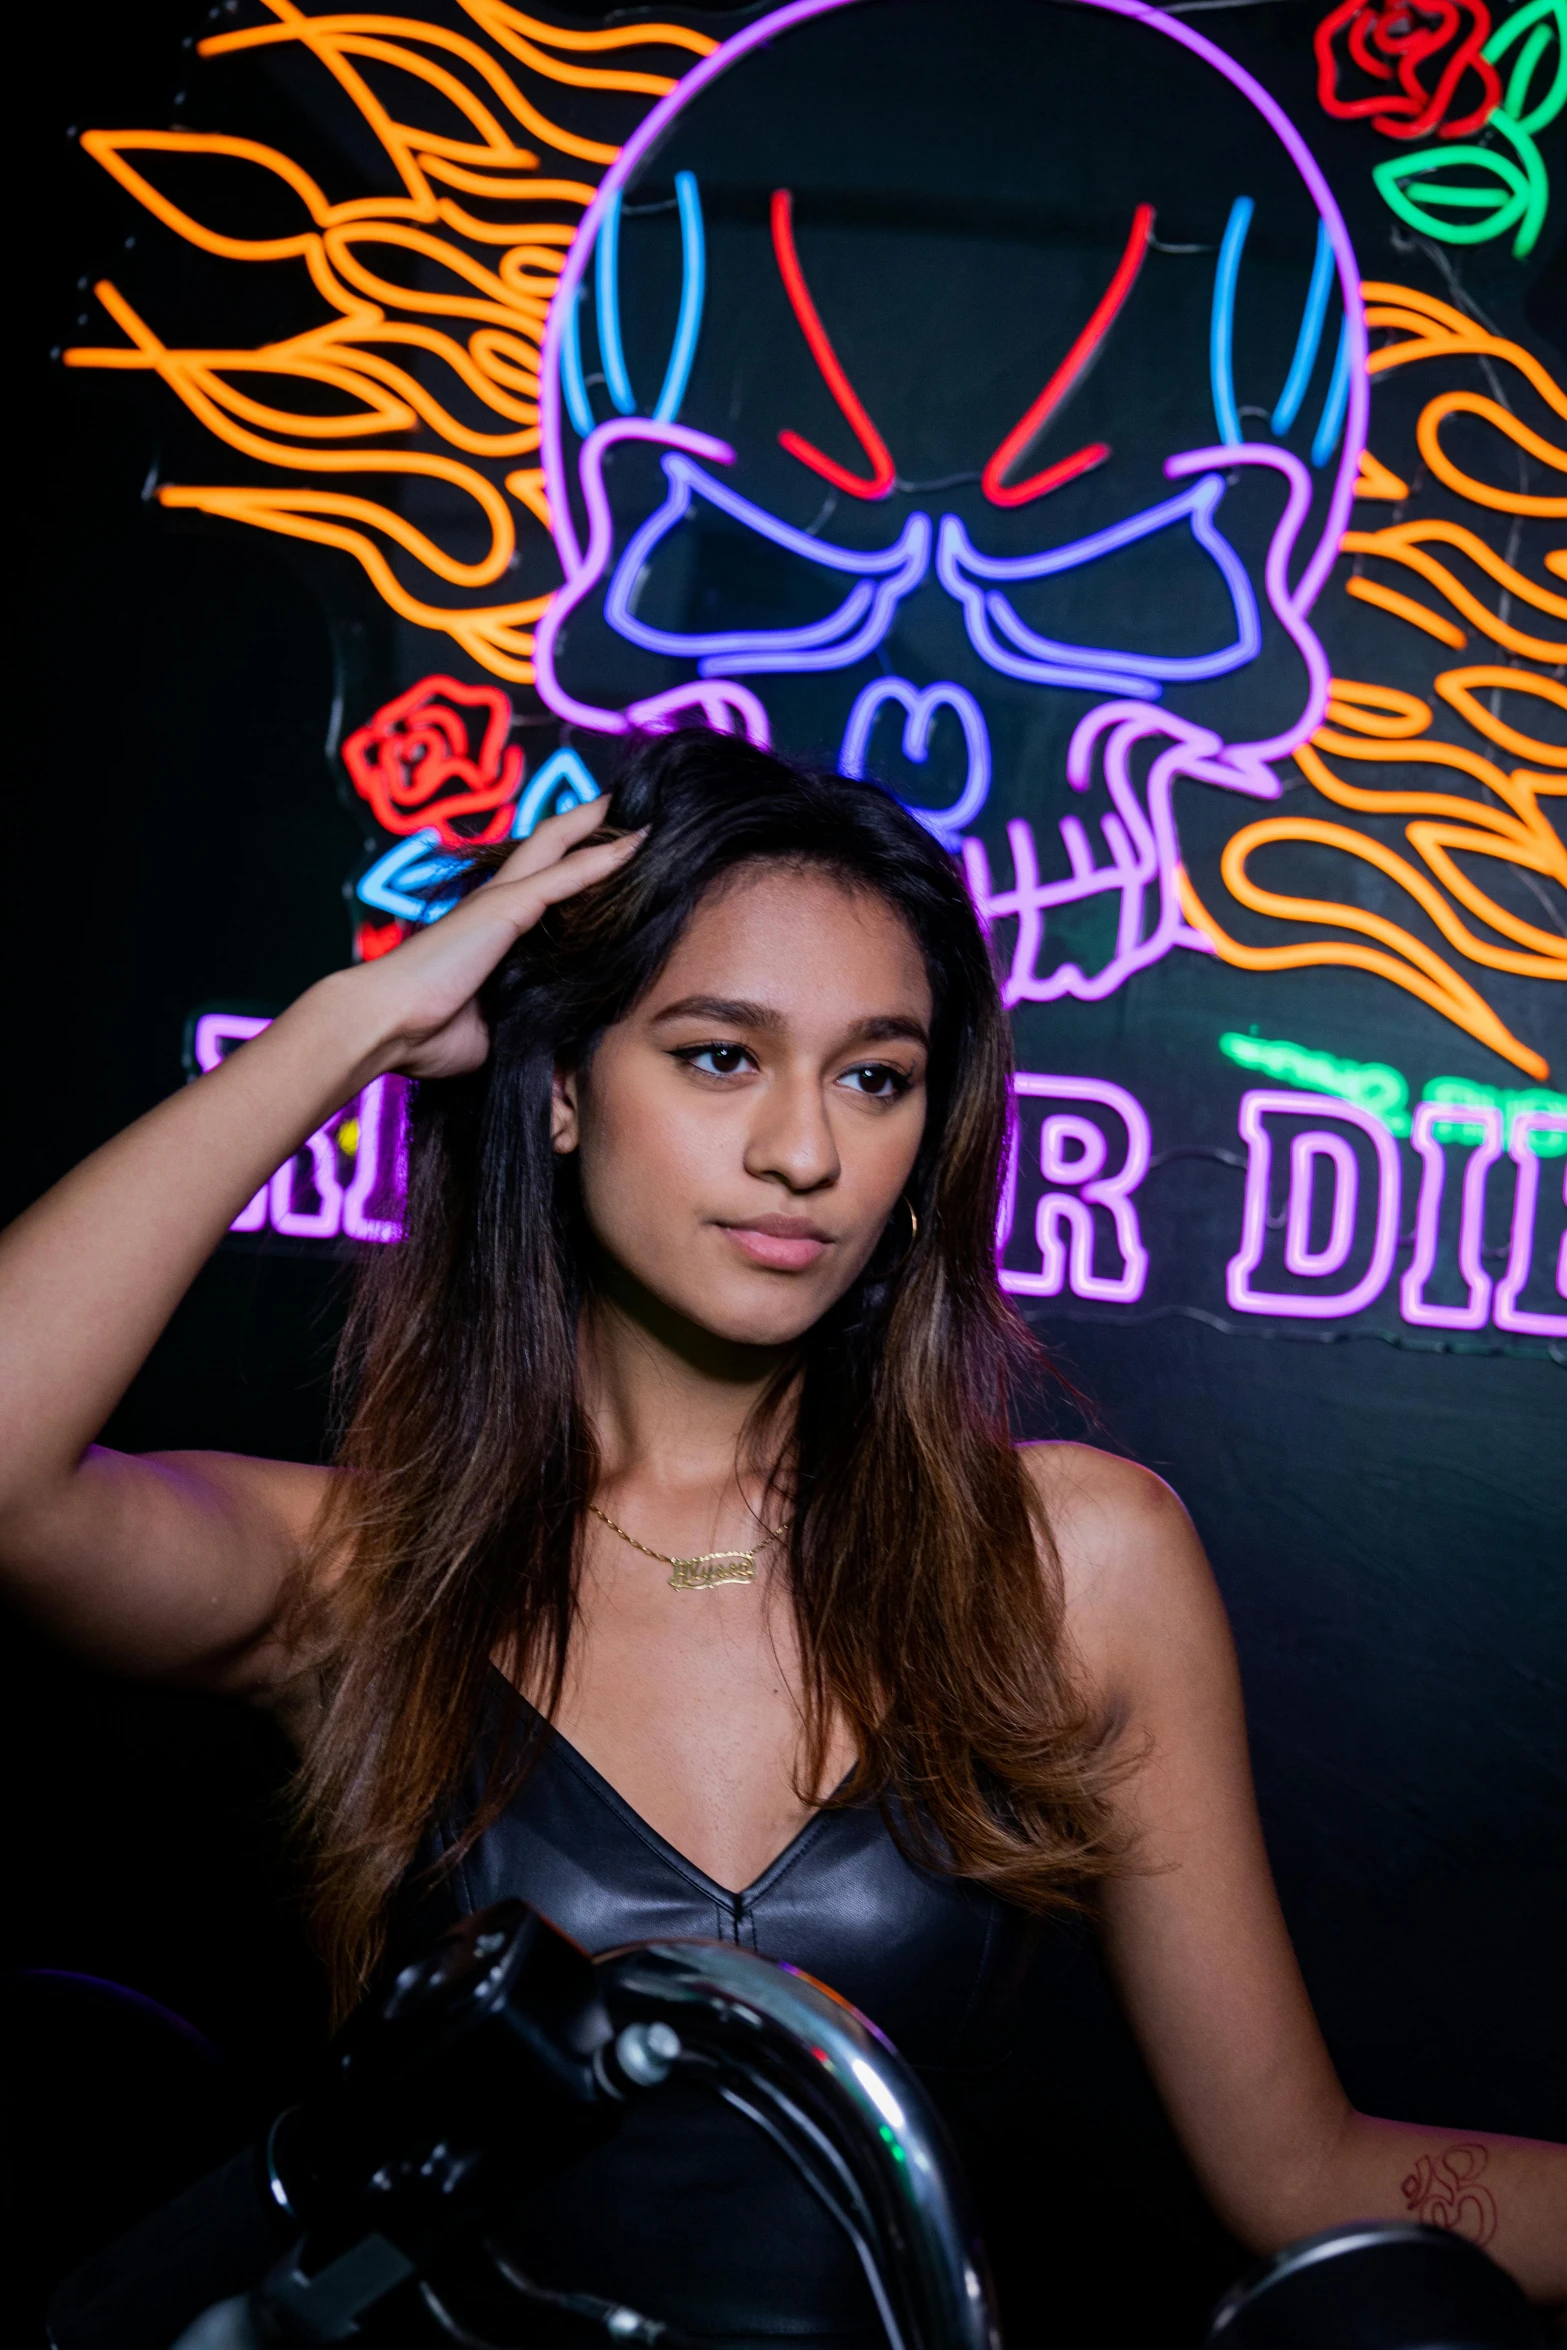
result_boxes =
[1315,0,1501,139]
[1402,2143,1499,2245]
[343,674,523,846]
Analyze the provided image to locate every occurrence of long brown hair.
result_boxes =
[296,729,1123,2014]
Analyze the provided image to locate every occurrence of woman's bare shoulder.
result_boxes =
[1018,1438,1192,1557]
[1016,1439,1227,1700]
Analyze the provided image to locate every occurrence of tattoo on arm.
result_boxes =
[1401,2144,1497,2247]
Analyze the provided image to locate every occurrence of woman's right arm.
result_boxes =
[0,799,640,1700]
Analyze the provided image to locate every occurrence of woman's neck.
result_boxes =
[578,1268,796,1520]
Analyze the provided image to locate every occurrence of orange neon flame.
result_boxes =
[64,1,715,682]
[1354,448,1412,501]
[1183,281,1565,1081]
[1361,281,1567,517]
[1339,517,1567,660]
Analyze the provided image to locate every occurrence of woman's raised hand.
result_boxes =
[357,798,643,1082]
[0,797,641,1679]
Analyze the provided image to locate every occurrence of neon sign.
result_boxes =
[1227,1091,1404,1320]
[527,0,1375,1029]
[1001,1070,1567,1335]
[190,1015,405,1244]
[1217,1031,1567,1150]
[64,5,715,680]
[1221,1091,1565,1334]
[1315,0,1564,257]
[64,0,1564,1359]
[999,1078,1152,1304]
[188,1019,1564,1339]
[340,678,601,958]
[1179,282,1565,1082]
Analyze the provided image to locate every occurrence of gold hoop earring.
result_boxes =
[884,1194,919,1273]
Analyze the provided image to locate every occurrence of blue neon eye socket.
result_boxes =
[598,452,1262,704]
[936,478,1261,701]
[604,455,930,677]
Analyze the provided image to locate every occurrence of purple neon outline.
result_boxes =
[1283,1129,1358,1278]
[534,417,734,732]
[1226,1091,1400,1320]
[1492,1111,1567,1338]
[342,1074,404,1244]
[270,1128,344,1241]
[537,0,1365,612]
[965,705,1279,1005]
[600,453,932,675]
[839,676,991,846]
[192,1013,402,1245]
[628,678,773,739]
[192,1011,267,1072]
[968,453,1330,995]
[1163,444,1333,769]
[1399,1099,1502,1332]
[938,474,1258,693]
[1040,1113,1109,1185]
[194,1013,272,1230]
[607,457,1262,701]
[999,1073,1151,1303]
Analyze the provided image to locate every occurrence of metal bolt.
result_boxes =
[613,2020,681,2088]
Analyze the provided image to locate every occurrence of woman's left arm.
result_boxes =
[1028,1443,1567,2305]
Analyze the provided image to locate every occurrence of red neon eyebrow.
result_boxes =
[982,202,1155,509]
[771,188,896,502]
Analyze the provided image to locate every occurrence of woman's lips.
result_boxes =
[718,1219,832,1271]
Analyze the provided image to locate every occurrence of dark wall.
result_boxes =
[6,4,1564,2344]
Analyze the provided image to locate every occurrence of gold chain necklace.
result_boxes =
[588,1501,788,1591]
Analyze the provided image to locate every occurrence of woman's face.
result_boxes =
[556,863,933,1349]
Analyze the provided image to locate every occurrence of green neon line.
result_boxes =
[1216,1035,1567,1154]
[1403,183,1515,207]
[1504,22,1556,123]
[1485,0,1567,137]
[1486,110,1550,255]
[1421,1077,1567,1155]
[1372,139,1530,248]
[1218,1032,1411,1132]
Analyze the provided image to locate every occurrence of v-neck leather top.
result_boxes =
[392,1685,1043,2347]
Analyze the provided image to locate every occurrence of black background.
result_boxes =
[5,4,1565,2344]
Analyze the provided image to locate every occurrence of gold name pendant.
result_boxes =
[667,1553,757,1591]
[589,1503,785,1592]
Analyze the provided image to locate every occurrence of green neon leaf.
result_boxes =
[1483,0,1567,136]
[1373,0,1561,264]
[1404,181,1518,204]
[1372,141,1530,243]
[1486,108,1551,253]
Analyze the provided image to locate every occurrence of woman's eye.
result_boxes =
[681,1043,752,1077]
[841,1063,911,1098]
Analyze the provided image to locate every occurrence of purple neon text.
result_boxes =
[185,1028,1564,1336]
[192,1014,405,1245]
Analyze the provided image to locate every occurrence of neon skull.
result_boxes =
[535,0,1366,1004]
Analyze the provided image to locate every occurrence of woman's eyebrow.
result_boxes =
[649,998,929,1050]
[846,1015,930,1049]
[651,994,782,1029]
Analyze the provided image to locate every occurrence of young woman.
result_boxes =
[0,730,1562,2334]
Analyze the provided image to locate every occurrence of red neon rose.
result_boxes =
[342,674,523,846]
[1315,0,1501,139]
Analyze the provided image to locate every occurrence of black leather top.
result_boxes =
[396,1686,1043,2347]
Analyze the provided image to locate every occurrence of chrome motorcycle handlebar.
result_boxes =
[596,1939,1001,2350]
